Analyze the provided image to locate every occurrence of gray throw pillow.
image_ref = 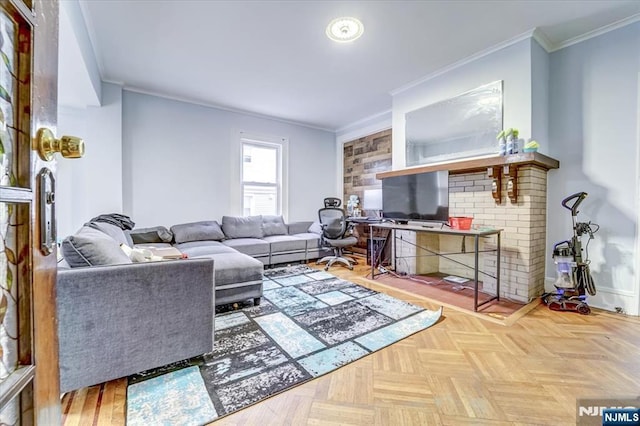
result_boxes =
[130,226,174,244]
[86,221,131,246]
[308,221,323,235]
[222,215,263,239]
[170,221,225,243]
[61,226,132,267]
[262,215,287,236]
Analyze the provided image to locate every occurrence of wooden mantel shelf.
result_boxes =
[376,152,559,179]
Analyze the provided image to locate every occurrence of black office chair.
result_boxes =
[317,207,358,270]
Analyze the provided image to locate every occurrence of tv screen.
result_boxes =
[382,170,449,222]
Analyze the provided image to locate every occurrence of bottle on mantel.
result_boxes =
[506,128,519,154]
[497,130,507,156]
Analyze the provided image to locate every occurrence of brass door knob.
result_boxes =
[35,128,85,161]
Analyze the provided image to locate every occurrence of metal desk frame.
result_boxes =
[369,222,502,312]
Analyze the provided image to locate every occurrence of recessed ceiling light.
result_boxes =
[326,17,364,43]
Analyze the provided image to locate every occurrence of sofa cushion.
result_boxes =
[62,226,133,268]
[262,215,287,236]
[129,226,173,244]
[199,252,263,287]
[262,235,306,252]
[291,232,322,250]
[221,238,269,256]
[86,221,133,247]
[171,221,225,243]
[307,221,323,235]
[222,215,263,239]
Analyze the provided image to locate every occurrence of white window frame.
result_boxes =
[238,132,288,219]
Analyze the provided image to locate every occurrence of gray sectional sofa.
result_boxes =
[160,215,325,305]
[56,214,325,392]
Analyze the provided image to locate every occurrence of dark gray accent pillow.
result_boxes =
[222,215,263,239]
[262,215,287,236]
[170,221,225,243]
[129,226,174,244]
[61,226,132,268]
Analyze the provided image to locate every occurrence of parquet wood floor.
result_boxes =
[62,262,640,425]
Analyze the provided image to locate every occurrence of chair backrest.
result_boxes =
[318,207,347,239]
[323,197,341,208]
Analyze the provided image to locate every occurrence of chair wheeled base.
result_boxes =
[317,246,358,271]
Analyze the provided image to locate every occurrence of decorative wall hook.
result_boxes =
[487,166,502,204]
[503,164,518,203]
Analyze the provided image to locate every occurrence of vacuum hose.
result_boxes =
[578,265,596,296]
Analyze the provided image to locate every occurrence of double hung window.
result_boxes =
[241,139,282,216]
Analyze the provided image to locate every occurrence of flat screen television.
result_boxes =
[382,170,449,223]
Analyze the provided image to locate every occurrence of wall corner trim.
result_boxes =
[532,28,553,52]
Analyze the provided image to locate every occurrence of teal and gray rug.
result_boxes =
[127,265,442,425]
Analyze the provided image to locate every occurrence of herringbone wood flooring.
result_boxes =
[62,262,640,425]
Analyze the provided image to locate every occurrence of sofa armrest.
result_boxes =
[287,221,313,235]
[57,258,215,393]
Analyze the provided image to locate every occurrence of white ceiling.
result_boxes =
[77,0,640,132]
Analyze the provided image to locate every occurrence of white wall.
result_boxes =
[57,83,124,239]
[58,0,101,106]
[392,39,534,170]
[531,38,550,148]
[122,91,336,228]
[547,22,640,314]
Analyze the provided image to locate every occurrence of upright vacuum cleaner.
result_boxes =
[542,192,599,315]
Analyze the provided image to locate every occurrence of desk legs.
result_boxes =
[497,232,501,302]
[474,232,501,311]
[370,225,392,280]
[474,235,479,311]
[369,224,374,279]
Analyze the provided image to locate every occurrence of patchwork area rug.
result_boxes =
[127,265,442,425]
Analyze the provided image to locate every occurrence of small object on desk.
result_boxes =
[449,217,473,230]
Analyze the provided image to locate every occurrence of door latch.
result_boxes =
[38,168,56,255]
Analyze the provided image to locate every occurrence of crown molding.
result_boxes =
[550,13,640,52]
[391,15,640,96]
[532,28,553,52]
[119,85,335,133]
[336,109,392,134]
[102,78,124,87]
[390,29,537,97]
